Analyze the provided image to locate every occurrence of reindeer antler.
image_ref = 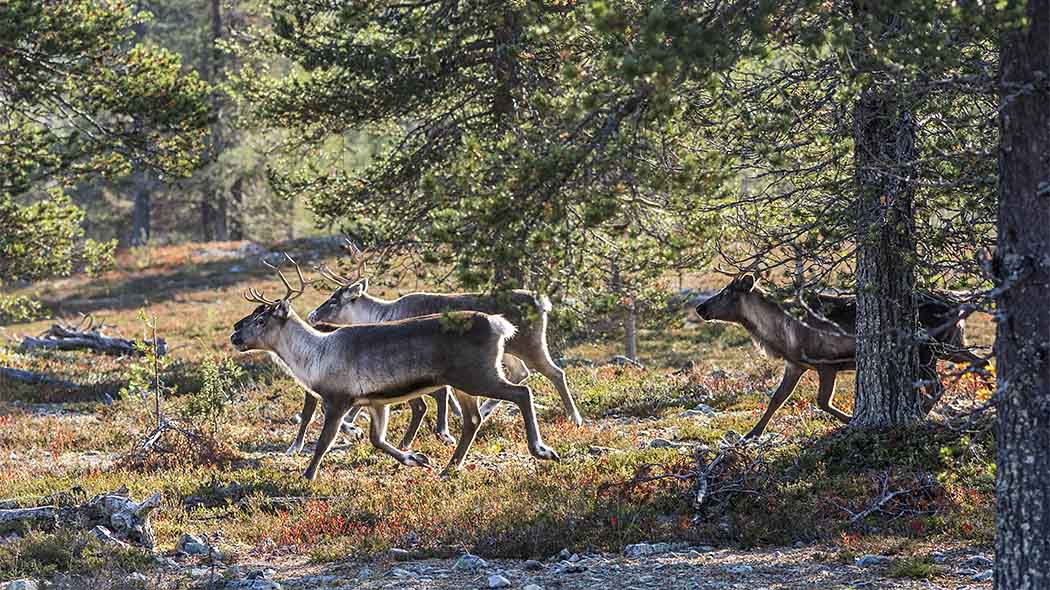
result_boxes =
[245,252,306,305]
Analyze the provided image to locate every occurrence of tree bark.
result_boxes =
[852,90,922,427]
[994,0,1050,587]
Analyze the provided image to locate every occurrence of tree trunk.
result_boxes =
[994,0,1050,587]
[851,88,922,427]
[130,176,151,246]
[201,0,226,242]
[229,176,244,240]
[624,299,638,361]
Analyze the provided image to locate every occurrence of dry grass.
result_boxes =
[0,241,997,572]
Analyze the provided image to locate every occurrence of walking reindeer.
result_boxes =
[695,274,986,438]
[300,242,582,452]
[230,254,560,479]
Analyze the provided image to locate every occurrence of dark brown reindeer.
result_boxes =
[695,275,986,438]
[230,254,559,480]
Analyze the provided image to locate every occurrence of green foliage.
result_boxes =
[184,356,245,435]
[236,1,731,305]
[0,0,209,293]
[0,529,155,581]
[119,311,173,403]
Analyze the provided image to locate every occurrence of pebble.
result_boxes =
[388,567,415,578]
[389,547,413,561]
[855,554,891,567]
[249,581,281,590]
[487,574,512,588]
[454,553,488,572]
[523,585,543,590]
[726,565,754,574]
[4,581,39,590]
[648,438,676,449]
[356,567,373,580]
[973,569,994,581]
[523,559,544,570]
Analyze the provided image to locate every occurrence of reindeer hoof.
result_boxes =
[437,431,457,446]
[569,412,584,427]
[341,423,364,439]
[284,444,304,456]
[404,451,432,468]
[532,444,560,462]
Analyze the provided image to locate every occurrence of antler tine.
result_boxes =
[341,238,369,281]
[317,263,351,287]
[244,287,278,306]
[282,252,307,301]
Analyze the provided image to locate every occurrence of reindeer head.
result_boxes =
[307,239,379,326]
[231,253,306,352]
[695,274,757,322]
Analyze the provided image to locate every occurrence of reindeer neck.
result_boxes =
[271,315,331,388]
[737,291,796,356]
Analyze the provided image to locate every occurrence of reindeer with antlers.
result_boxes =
[230,253,560,479]
[306,240,584,432]
[695,274,988,438]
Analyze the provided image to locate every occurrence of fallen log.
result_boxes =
[0,366,80,389]
[18,317,166,357]
[0,488,162,550]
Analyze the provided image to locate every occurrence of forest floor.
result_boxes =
[0,240,997,589]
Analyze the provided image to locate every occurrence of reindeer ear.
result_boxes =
[273,300,291,319]
[345,279,367,299]
[735,274,756,292]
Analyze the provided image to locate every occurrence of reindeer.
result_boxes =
[305,242,583,443]
[694,274,986,439]
[230,254,560,480]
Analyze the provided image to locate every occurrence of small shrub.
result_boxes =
[887,556,944,579]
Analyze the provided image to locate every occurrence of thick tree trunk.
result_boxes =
[994,0,1050,588]
[851,88,923,427]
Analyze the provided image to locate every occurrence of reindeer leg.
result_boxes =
[339,407,365,440]
[744,362,805,439]
[287,391,319,455]
[367,404,431,468]
[485,383,559,462]
[441,391,483,476]
[523,349,583,426]
[815,368,851,424]
[429,386,457,446]
[398,397,429,449]
[303,400,351,481]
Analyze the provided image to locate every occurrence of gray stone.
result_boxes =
[973,569,994,582]
[388,568,414,578]
[523,585,543,590]
[356,567,373,580]
[962,554,994,570]
[250,581,282,590]
[5,581,39,590]
[176,533,210,555]
[556,548,573,561]
[726,565,753,574]
[855,554,891,567]
[388,547,413,560]
[454,553,488,572]
[649,438,675,449]
[487,574,512,588]
[523,560,544,571]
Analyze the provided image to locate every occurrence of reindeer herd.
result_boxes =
[229,248,986,480]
